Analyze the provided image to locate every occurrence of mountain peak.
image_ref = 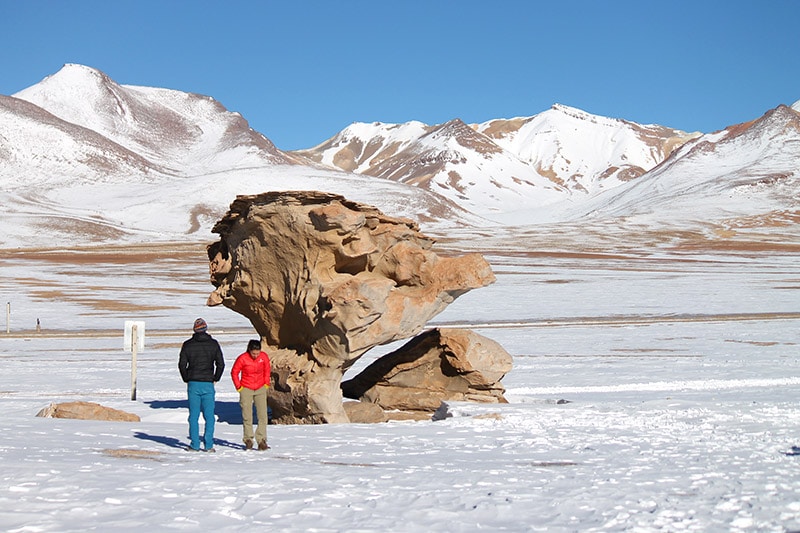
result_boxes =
[56,63,111,81]
[550,103,592,118]
[423,118,503,155]
[18,64,119,100]
[14,64,133,132]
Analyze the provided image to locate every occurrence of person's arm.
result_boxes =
[178,344,189,382]
[213,343,225,382]
[263,352,271,389]
[230,355,243,390]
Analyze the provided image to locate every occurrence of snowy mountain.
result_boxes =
[293,104,698,218]
[293,118,566,216]
[0,65,477,248]
[475,104,697,194]
[1,63,798,250]
[575,104,800,232]
[13,64,299,174]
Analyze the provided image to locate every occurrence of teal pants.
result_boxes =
[187,381,216,450]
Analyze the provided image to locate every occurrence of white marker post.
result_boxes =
[124,321,145,400]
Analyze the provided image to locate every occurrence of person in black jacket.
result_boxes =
[178,318,225,452]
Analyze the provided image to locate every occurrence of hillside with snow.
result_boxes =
[0,63,798,250]
[294,104,699,218]
[13,64,298,174]
[545,104,800,250]
[0,65,479,249]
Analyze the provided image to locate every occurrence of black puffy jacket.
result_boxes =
[178,332,225,383]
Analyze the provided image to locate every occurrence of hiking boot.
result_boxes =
[244,439,254,450]
[258,440,269,451]
[204,447,216,453]
[185,446,201,452]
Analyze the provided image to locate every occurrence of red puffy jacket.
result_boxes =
[230,350,271,391]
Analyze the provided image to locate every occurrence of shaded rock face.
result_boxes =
[342,328,512,412]
[207,191,496,423]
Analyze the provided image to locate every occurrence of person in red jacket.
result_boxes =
[231,339,271,450]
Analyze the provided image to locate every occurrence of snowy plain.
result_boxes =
[1,235,799,533]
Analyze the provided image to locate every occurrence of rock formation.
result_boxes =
[206,191,498,423]
[36,401,140,422]
[341,328,512,413]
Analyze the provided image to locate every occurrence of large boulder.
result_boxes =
[206,191,496,423]
[342,328,512,413]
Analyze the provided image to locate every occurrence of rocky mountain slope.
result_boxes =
[293,104,699,218]
[577,104,800,227]
[13,64,299,174]
[1,63,798,250]
[0,65,476,248]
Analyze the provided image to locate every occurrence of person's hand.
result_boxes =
[237,387,243,392]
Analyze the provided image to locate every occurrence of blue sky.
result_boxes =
[2,1,799,150]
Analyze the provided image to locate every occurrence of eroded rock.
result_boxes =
[36,401,140,422]
[342,400,388,424]
[207,191,496,423]
[342,328,512,413]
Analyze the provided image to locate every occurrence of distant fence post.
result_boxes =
[124,321,145,401]
[131,324,138,401]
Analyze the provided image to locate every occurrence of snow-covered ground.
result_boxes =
[1,242,799,532]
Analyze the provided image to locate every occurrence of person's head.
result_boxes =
[247,339,261,358]
[193,318,207,333]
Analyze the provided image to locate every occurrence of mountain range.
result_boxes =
[1,63,798,250]
[294,105,697,219]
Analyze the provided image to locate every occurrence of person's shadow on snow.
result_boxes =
[139,400,246,450]
[144,399,243,424]
[133,431,186,449]
[133,431,244,450]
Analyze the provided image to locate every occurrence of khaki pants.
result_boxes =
[239,387,268,443]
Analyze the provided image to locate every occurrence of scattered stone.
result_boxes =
[102,449,164,461]
[36,401,140,422]
[342,401,388,423]
[432,400,508,421]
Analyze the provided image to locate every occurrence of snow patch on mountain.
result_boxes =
[475,104,697,194]
[307,120,432,173]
